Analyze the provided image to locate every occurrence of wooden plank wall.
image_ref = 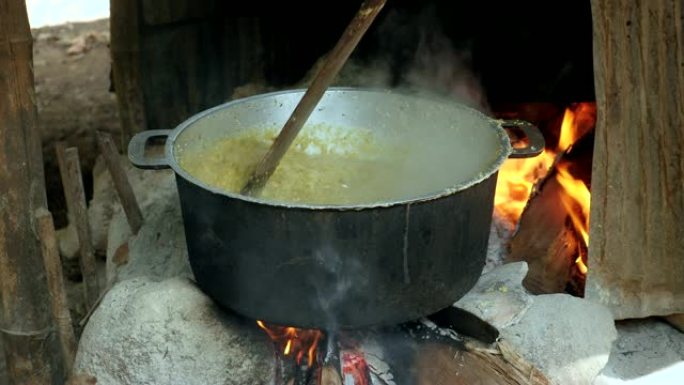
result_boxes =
[111,0,358,135]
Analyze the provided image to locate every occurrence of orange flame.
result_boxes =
[556,165,591,246]
[495,103,595,274]
[556,163,591,274]
[256,321,323,367]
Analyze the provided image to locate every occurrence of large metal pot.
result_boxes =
[128,88,543,329]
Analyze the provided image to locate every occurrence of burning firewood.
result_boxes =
[320,365,343,385]
[415,341,550,385]
[501,104,595,295]
[507,175,580,294]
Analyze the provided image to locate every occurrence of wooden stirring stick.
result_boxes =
[241,0,387,196]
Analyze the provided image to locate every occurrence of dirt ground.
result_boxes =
[32,18,120,228]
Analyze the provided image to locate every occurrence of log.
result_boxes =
[587,0,684,319]
[57,147,100,307]
[35,208,78,375]
[96,131,144,234]
[415,341,550,385]
[508,176,580,295]
[320,365,342,385]
[664,314,684,333]
[0,0,53,383]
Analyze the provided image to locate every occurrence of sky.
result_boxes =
[26,0,110,28]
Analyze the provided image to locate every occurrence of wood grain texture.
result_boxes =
[587,0,684,319]
[137,17,264,131]
[0,0,52,383]
[111,0,147,148]
[96,131,144,234]
[508,177,579,295]
[664,313,684,332]
[36,208,77,375]
[58,147,100,308]
[141,0,217,25]
[415,342,550,385]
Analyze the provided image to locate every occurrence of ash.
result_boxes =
[483,211,515,274]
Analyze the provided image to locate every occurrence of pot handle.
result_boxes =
[128,129,172,169]
[501,120,545,158]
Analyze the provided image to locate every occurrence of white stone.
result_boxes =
[89,154,176,255]
[455,261,533,330]
[502,293,616,385]
[56,222,79,260]
[456,262,617,385]
[105,182,191,284]
[593,319,684,385]
[74,277,274,385]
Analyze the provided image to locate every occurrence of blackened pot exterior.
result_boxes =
[128,89,544,330]
[176,171,498,329]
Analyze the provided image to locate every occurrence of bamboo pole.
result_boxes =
[36,208,78,375]
[0,0,53,383]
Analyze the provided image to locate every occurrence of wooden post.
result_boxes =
[96,131,144,234]
[587,0,684,319]
[36,209,78,375]
[0,0,53,383]
[110,0,147,148]
[57,147,101,307]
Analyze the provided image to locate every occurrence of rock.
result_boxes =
[594,319,684,385]
[455,261,533,330]
[105,182,191,284]
[456,262,617,385]
[74,277,274,385]
[35,31,60,43]
[89,154,176,255]
[66,36,89,55]
[502,294,616,385]
[66,32,101,56]
[56,222,79,259]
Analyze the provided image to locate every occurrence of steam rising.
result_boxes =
[334,6,489,112]
[305,7,490,329]
[310,245,370,330]
[228,6,491,330]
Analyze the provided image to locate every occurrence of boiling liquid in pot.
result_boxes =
[176,123,500,205]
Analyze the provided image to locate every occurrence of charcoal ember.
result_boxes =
[342,350,371,385]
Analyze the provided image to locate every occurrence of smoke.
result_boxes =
[309,245,370,331]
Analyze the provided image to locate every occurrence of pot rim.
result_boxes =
[165,87,512,210]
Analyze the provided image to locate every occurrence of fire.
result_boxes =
[556,165,591,246]
[494,148,555,223]
[495,103,595,274]
[342,350,371,385]
[256,320,323,367]
[556,164,591,274]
